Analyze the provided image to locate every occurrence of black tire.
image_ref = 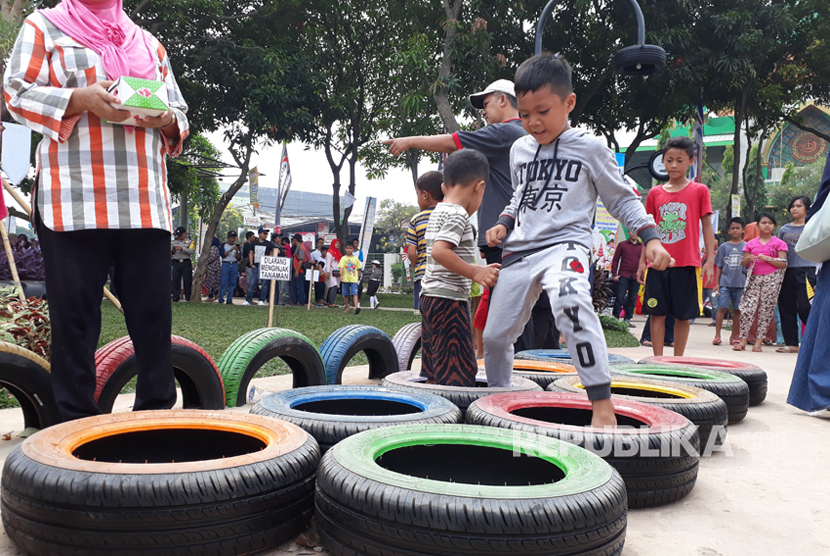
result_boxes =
[391,323,421,372]
[218,328,327,407]
[251,386,461,452]
[380,370,543,416]
[639,356,769,406]
[320,325,398,384]
[613,44,667,76]
[95,335,225,412]
[547,375,728,451]
[516,349,635,366]
[1,410,320,555]
[466,392,700,508]
[610,364,750,424]
[0,342,60,430]
[316,424,627,555]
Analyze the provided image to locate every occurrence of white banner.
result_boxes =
[260,256,291,281]
[1,123,32,185]
[244,216,262,227]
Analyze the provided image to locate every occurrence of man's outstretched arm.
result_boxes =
[383,135,458,156]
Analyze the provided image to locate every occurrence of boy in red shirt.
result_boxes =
[638,136,716,356]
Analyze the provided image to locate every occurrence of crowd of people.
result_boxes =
[171,227,386,314]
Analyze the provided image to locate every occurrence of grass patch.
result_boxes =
[373,292,417,309]
[604,329,640,348]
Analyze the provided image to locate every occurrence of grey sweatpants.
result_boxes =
[483,242,612,399]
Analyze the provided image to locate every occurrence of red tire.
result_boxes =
[95,335,225,412]
[639,355,768,406]
[467,392,699,508]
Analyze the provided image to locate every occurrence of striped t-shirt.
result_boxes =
[3,13,189,233]
[405,206,435,281]
[421,203,476,301]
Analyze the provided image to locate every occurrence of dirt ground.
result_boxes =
[0,316,826,556]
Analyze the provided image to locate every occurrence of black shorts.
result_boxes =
[641,266,703,321]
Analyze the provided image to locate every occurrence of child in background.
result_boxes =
[483,53,672,427]
[713,218,747,346]
[640,136,716,357]
[324,242,340,308]
[406,171,444,315]
[362,260,383,309]
[339,243,362,314]
[421,150,499,386]
[735,213,787,352]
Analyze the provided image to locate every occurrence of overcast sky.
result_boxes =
[206,131,425,212]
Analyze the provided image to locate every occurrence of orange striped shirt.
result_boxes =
[3,13,189,233]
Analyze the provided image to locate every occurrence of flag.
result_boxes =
[343,191,356,210]
[437,124,448,171]
[276,144,292,234]
[690,96,705,181]
[248,167,259,211]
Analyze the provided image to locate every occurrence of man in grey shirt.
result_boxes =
[383,79,526,264]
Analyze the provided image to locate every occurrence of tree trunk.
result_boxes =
[728,89,747,221]
[433,0,462,133]
[179,192,188,227]
[190,135,255,303]
[405,152,419,185]
[741,122,753,220]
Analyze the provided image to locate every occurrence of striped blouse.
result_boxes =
[3,13,189,233]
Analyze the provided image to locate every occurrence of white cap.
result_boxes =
[469,79,516,109]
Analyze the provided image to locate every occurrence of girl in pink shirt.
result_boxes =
[735,214,788,352]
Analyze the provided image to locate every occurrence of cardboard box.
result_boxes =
[107,77,169,125]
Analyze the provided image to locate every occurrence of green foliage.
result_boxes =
[767,160,825,222]
[216,205,244,240]
[167,133,222,222]
[722,145,735,175]
[373,199,418,252]
[599,314,628,332]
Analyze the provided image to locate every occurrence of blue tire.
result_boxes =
[251,385,462,452]
[516,349,635,366]
[320,325,399,385]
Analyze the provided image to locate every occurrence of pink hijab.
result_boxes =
[40,0,156,81]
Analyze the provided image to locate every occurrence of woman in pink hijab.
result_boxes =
[4,0,189,422]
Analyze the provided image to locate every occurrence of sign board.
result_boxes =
[260,256,291,281]
[301,232,316,245]
[305,270,320,282]
[323,233,338,246]
[731,194,741,217]
[317,222,328,234]
[593,200,618,271]
[248,167,259,210]
[358,197,377,255]
[244,216,262,227]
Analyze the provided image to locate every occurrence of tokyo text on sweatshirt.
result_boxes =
[496,129,658,265]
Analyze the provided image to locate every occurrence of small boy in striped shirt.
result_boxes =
[406,171,444,315]
[420,150,500,386]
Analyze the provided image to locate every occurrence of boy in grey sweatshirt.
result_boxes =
[484,53,673,427]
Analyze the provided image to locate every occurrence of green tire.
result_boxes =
[610,364,750,424]
[316,424,627,555]
[218,328,327,407]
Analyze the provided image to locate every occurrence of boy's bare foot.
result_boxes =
[344,308,350,314]
[591,399,617,428]
[752,345,763,352]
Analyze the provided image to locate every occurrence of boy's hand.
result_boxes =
[637,239,675,284]
[591,398,617,428]
[472,263,500,288]
[702,260,715,286]
[612,275,619,282]
[382,138,411,156]
[486,224,507,247]
[645,239,674,270]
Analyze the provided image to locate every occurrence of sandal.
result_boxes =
[752,345,763,352]
[640,340,652,347]
[732,343,746,351]
[775,346,799,353]
[713,337,722,345]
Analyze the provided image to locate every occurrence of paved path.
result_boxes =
[0,316,826,555]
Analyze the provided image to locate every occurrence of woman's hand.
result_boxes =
[66,81,131,121]
[135,110,175,129]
